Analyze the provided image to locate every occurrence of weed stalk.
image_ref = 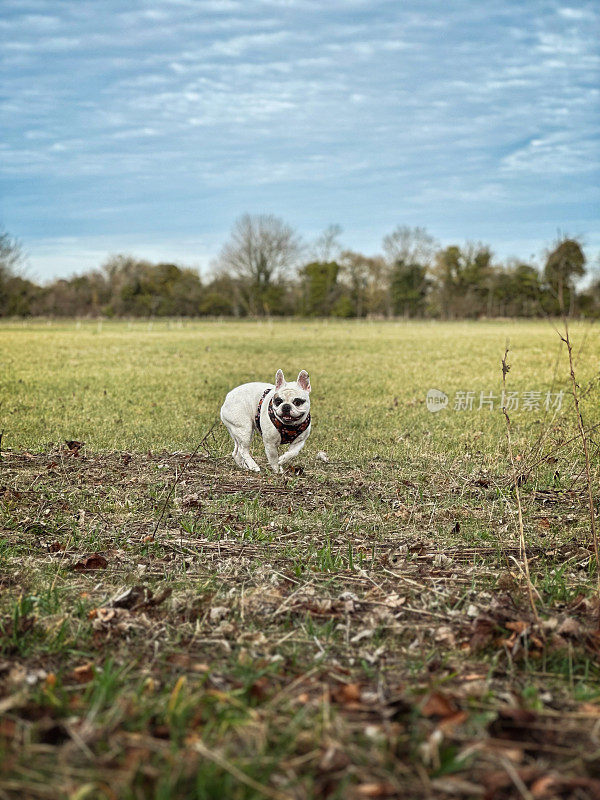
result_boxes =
[559,317,600,593]
[501,346,539,623]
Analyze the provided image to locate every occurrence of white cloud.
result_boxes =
[501,132,600,176]
[557,6,595,21]
[0,0,597,280]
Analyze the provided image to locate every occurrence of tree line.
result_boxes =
[1,218,598,318]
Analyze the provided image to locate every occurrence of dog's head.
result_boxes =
[272,369,311,425]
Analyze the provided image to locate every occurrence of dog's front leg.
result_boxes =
[264,440,282,473]
[278,437,307,468]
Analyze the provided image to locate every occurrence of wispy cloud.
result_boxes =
[0,0,598,279]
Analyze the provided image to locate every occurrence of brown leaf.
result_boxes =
[110,586,147,609]
[332,682,362,705]
[72,663,94,684]
[421,691,457,719]
[65,439,85,450]
[355,783,397,798]
[167,653,191,668]
[438,710,469,733]
[530,775,558,798]
[181,493,202,508]
[249,676,271,702]
[89,607,116,623]
[72,552,108,571]
[145,587,172,608]
[506,620,529,634]
[579,701,600,716]
[0,719,17,738]
[530,775,600,797]
[65,440,84,452]
[488,707,537,740]
[470,616,495,651]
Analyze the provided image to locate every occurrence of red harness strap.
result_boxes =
[255,389,311,444]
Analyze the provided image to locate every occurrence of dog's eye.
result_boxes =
[273,397,283,406]
[293,399,305,407]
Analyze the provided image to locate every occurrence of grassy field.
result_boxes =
[1,318,600,799]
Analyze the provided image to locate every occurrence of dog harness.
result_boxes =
[255,388,311,444]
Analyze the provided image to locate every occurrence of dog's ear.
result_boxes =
[275,369,286,390]
[297,370,311,393]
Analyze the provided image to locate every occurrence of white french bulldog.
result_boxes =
[220,369,311,473]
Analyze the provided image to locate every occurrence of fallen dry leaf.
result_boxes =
[579,701,600,716]
[438,710,469,733]
[72,663,95,684]
[110,586,148,609]
[354,782,397,798]
[470,616,496,651]
[181,493,202,508]
[89,607,116,623]
[505,620,529,634]
[420,691,457,719]
[72,553,108,571]
[332,682,362,705]
[64,440,84,456]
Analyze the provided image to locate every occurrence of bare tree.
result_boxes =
[0,229,24,278]
[216,214,302,315]
[313,224,343,263]
[0,229,27,314]
[382,225,438,267]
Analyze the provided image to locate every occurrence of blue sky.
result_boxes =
[1,0,598,282]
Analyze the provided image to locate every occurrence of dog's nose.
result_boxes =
[281,403,291,414]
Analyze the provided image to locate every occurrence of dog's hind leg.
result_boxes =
[225,423,260,472]
[231,440,245,469]
[238,441,260,472]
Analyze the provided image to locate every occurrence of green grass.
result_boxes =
[2,317,598,461]
[1,318,600,799]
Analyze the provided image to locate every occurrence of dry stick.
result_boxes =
[150,422,217,540]
[560,318,600,593]
[501,346,539,624]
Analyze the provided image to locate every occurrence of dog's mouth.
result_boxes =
[279,413,297,424]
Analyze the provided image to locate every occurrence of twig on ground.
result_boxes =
[151,422,217,539]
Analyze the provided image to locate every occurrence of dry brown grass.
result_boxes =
[1,446,599,798]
